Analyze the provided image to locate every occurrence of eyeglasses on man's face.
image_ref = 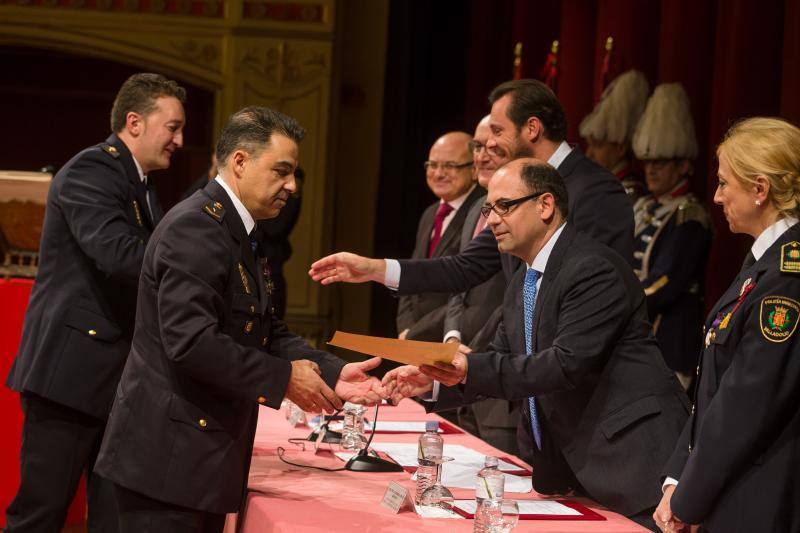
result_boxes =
[480,191,545,218]
[423,160,473,172]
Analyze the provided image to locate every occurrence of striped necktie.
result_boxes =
[523,268,543,450]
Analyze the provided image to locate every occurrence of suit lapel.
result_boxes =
[530,226,574,351]
[204,180,260,294]
[432,186,484,257]
[107,134,156,230]
[461,195,486,249]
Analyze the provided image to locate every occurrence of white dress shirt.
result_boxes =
[214,176,255,235]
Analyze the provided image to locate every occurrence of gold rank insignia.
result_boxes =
[780,241,800,274]
[202,201,225,223]
[238,263,251,294]
[760,296,799,342]
[101,144,120,158]
[132,200,144,227]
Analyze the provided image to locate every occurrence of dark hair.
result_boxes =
[216,107,306,165]
[520,162,569,217]
[489,79,567,142]
[110,73,186,132]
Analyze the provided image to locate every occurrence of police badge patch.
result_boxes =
[760,296,799,342]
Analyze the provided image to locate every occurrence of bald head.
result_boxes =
[426,131,476,202]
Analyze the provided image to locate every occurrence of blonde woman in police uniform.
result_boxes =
[655,117,800,533]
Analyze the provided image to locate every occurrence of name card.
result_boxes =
[380,481,414,513]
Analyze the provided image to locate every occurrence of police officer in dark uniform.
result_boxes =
[94,107,383,532]
[630,83,713,390]
[655,117,800,532]
[4,73,186,532]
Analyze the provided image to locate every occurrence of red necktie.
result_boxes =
[428,202,455,257]
[472,212,488,238]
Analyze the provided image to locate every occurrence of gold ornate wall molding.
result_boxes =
[0,0,337,339]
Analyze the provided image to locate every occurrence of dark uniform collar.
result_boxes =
[105,133,142,188]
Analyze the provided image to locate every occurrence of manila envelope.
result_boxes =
[328,331,456,367]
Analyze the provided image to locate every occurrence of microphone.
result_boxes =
[344,402,404,472]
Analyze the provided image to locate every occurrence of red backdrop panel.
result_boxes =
[0,279,86,528]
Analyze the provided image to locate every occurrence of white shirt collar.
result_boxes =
[131,155,147,184]
[527,222,567,273]
[214,175,255,235]
[441,184,476,211]
[547,141,573,170]
[752,216,799,260]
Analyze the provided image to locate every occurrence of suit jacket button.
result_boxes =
[244,321,253,334]
[88,329,97,337]
[199,419,207,428]
[257,396,266,404]
[262,336,268,346]
[250,305,256,314]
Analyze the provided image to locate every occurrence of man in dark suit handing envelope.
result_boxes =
[384,159,689,529]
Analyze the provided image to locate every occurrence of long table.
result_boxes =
[227,399,646,532]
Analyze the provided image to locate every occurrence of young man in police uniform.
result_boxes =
[5,73,186,532]
[94,107,382,532]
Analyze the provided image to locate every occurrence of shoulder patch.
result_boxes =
[202,200,225,223]
[100,144,120,159]
[780,241,800,274]
[760,295,799,342]
[676,195,712,229]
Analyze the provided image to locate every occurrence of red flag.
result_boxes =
[600,36,614,92]
[512,42,523,80]
[539,40,559,91]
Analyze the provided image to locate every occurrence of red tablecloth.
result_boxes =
[228,399,646,532]
[0,278,86,528]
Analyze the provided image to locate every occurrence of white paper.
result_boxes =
[413,504,463,519]
[438,463,531,493]
[371,443,523,471]
[328,421,443,433]
[368,443,532,493]
[453,499,582,516]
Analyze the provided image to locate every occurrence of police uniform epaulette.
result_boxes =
[202,200,225,223]
[676,195,711,229]
[780,240,800,274]
[100,144,120,159]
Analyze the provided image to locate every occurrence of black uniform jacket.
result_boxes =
[666,221,800,532]
[397,186,484,341]
[397,148,634,295]
[94,180,345,513]
[6,134,156,419]
[633,191,713,373]
[432,226,689,516]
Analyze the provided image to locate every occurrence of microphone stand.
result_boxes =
[344,402,404,472]
[306,410,342,444]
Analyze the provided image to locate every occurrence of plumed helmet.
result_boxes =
[579,70,650,145]
[632,82,698,160]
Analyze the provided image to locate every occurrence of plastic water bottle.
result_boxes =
[415,420,443,503]
[474,456,505,532]
[339,402,367,451]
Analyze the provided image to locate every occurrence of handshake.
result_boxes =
[284,345,471,413]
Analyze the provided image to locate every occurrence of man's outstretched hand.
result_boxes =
[335,357,385,405]
[309,252,386,286]
[382,365,434,403]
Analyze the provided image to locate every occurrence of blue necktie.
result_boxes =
[249,232,258,256]
[523,268,543,450]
